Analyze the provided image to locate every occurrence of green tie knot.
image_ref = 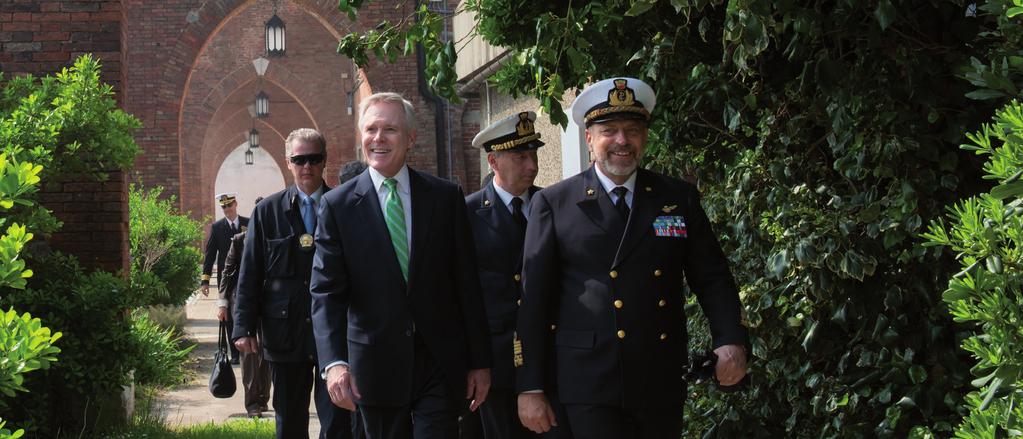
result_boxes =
[383,178,398,191]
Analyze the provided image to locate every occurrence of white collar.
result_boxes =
[594,165,637,196]
[369,164,411,195]
[492,182,530,208]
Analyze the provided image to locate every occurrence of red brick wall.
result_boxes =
[0,0,128,274]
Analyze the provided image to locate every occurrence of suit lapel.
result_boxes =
[353,172,407,289]
[282,186,305,238]
[576,167,625,235]
[613,169,661,267]
[476,182,523,238]
[408,168,435,292]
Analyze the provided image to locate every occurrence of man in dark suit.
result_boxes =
[465,112,571,439]
[515,78,749,438]
[202,192,247,363]
[219,196,271,418]
[310,92,492,439]
[233,128,351,439]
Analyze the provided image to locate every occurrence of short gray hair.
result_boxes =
[285,128,326,157]
[358,92,416,134]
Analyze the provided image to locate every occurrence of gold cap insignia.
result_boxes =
[609,79,636,107]
[662,204,677,213]
[515,112,535,136]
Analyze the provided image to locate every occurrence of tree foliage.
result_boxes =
[336,0,1023,436]
[129,185,203,307]
[924,100,1023,438]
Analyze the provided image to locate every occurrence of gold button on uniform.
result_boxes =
[517,299,522,306]
[654,269,662,277]
[514,274,521,282]
[658,299,667,307]
[610,270,618,279]
[660,333,668,340]
[614,300,623,309]
[617,330,626,339]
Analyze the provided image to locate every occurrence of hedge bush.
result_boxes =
[129,185,203,307]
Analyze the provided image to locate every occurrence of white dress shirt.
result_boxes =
[593,165,636,208]
[492,182,531,218]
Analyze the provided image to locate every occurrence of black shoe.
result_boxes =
[230,357,240,365]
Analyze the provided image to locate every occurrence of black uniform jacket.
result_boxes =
[516,167,748,409]
[465,182,539,390]
[233,184,330,363]
[310,168,492,407]
[203,215,249,282]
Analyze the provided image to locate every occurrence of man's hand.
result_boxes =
[216,306,228,321]
[201,284,210,296]
[326,365,361,411]
[466,368,491,411]
[517,392,557,433]
[713,344,747,386]
[234,336,259,354]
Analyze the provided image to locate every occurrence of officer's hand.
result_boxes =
[234,336,259,354]
[517,392,557,433]
[326,365,361,411]
[714,344,747,386]
[201,284,210,296]
[216,306,228,322]
[466,368,491,412]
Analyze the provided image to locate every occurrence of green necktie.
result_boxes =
[382,178,409,281]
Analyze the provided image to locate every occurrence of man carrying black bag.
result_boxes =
[210,321,237,398]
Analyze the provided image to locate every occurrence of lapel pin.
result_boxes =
[484,199,491,206]
[662,204,677,213]
[586,188,595,196]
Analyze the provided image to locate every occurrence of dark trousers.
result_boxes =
[241,349,270,412]
[359,335,460,439]
[270,361,353,439]
[563,404,681,439]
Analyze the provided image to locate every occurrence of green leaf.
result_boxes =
[874,0,897,30]
[990,181,1023,199]
[1007,7,1023,17]
[625,1,655,17]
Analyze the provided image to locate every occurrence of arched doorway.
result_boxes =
[213,143,286,220]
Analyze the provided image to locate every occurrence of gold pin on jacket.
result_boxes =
[484,199,491,206]
[586,188,595,196]
[662,204,677,213]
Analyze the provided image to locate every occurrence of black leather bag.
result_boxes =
[208,321,237,398]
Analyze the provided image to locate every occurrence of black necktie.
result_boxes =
[510,197,527,229]
[612,186,630,219]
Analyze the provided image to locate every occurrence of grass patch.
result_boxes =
[106,418,275,438]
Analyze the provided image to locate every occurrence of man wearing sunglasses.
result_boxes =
[311,92,492,439]
[234,128,352,439]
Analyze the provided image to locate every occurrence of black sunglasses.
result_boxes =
[289,153,325,166]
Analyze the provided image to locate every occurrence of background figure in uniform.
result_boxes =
[310,92,492,439]
[465,112,571,439]
[202,192,247,364]
[233,128,352,439]
[219,196,271,418]
[515,77,748,438]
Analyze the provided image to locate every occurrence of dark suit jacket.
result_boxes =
[310,168,492,407]
[516,167,748,409]
[234,185,329,363]
[202,215,249,283]
[465,182,539,390]
[218,231,246,313]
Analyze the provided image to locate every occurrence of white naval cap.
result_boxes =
[570,77,656,128]
[472,111,545,153]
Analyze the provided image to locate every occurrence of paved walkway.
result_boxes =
[155,285,322,436]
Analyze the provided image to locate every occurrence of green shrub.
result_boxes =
[129,310,194,388]
[923,100,1023,437]
[0,252,140,436]
[129,185,203,307]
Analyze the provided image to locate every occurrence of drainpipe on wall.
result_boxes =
[415,0,449,179]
